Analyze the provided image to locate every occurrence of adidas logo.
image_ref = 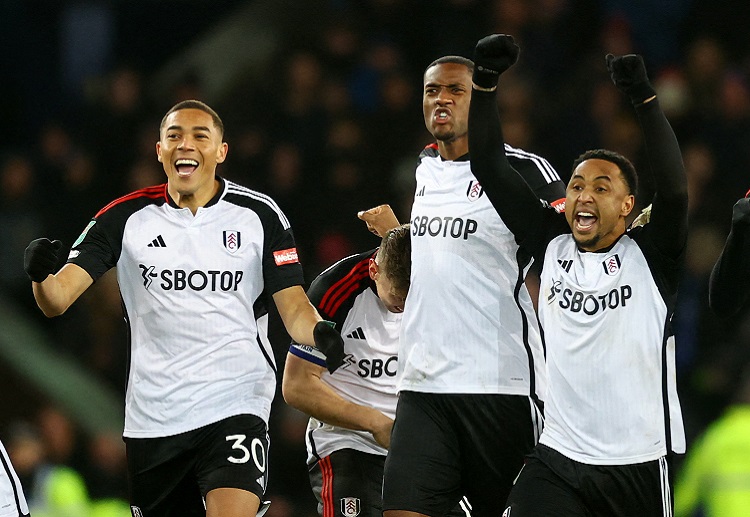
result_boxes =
[415,185,426,197]
[148,235,167,248]
[557,259,572,273]
[346,327,366,340]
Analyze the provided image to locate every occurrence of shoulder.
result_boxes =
[222,180,291,229]
[309,249,376,315]
[417,143,440,165]
[313,249,375,289]
[94,184,168,220]
[504,144,560,182]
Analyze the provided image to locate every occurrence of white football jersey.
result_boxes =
[538,228,686,464]
[290,250,400,463]
[0,439,29,517]
[68,178,305,438]
[400,144,564,399]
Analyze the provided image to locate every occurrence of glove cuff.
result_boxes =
[27,271,49,283]
[628,81,656,105]
[472,66,500,90]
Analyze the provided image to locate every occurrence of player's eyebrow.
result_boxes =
[570,174,613,183]
[165,125,212,132]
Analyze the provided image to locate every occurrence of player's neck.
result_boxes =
[168,178,220,215]
[438,139,468,162]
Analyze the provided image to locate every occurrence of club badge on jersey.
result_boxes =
[340,496,361,517]
[223,230,241,253]
[466,180,484,201]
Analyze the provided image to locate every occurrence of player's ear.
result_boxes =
[368,258,379,281]
[156,141,163,162]
[216,142,228,164]
[621,194,635,217]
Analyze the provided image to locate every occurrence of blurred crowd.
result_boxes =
[1,0,750,515]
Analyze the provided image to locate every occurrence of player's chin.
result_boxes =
[573,232,599,250]
[433,129,455,142]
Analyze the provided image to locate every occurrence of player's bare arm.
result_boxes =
[357,204,401,238]
[273,285,323,346]
[25,238,93,317]
[282,353,394,449]
[274,286,346,373]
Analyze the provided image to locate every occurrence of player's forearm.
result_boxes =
[283,370,386,434]
[634,98,688,253]
[709,227,750,315]
[274,286,322,346]
[32,264,88,317]
[468,89,548,241]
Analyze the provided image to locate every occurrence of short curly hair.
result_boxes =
[572,149,638,196]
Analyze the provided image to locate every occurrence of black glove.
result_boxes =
[731,197,750,227]
[472,34,520,89]
[605,53,656,105]
[313,321,346,374]
[24,238,64,283]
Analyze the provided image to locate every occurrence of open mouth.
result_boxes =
[434,109,450,123]
[575,212,597,231]
[175,158,199,177]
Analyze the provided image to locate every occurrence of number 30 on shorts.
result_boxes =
[225,434,266,472]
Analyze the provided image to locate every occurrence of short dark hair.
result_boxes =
[572,149,638,196]
[160,99,224,138]
[424,55,474,76]
[377,224,411,297]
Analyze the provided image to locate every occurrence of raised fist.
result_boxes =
[313,321,346,374]
[473,34,520,89]
[24,238,63,283]
[605,53,655,104]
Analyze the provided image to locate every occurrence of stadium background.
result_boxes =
[1,0,749,514]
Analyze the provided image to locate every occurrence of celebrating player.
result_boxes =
[468,34,688,516]
[23,100,344,517]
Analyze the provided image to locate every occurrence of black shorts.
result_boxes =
[504,444,672,517]
[309,449,386,517]
[125,414,269,516]
[311,448,470,517]
[382,391,541,517]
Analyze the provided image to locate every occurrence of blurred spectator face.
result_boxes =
[422,63,472,144]
[287,52,322,93]
[600,16,634,56]
[686,37,725,85]
[1,156,34,201]
[381,74,413,112]
[269,144,301,191]
[109,67,142,113]
[327,119,363,154]
[37,406,75,464]
[719,71,750,119]
[6,424,45,475]
[322,78,352,116]
[126,158,163,191]
[492,0,532,34]
[40,123,73,163]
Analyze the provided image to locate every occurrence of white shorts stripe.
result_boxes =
[659,456,672,517]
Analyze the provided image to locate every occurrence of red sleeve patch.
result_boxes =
[273,248,299,266]
[550,198,566,213]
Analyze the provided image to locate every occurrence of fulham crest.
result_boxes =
[340,497,361,517]
[223,230,241,253]
[467,180,484,201]
[602,254,621,276]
